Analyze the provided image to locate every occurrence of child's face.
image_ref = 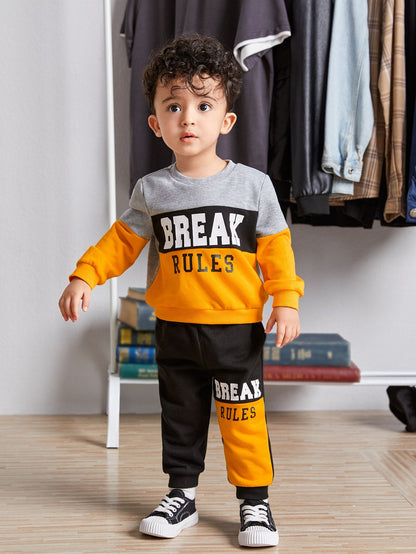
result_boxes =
[148,76,236,166]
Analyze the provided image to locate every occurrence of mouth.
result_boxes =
[180,132,197,142]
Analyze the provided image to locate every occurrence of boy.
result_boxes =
[59,34,304,548]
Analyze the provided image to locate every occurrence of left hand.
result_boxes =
[265,306,300,348]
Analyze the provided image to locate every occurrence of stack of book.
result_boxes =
[263,333,360,382]
[117,287,158,379]
[116,294,360,383]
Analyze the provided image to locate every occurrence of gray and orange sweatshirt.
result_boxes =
[70,161,304,322]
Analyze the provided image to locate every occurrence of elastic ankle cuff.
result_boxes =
[169,475,199,489]
[236,486,268,500]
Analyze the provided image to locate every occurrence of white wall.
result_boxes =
[1,0,415,415]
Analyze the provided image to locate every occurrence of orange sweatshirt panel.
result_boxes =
[257,228,304,309]
[70,220,149,288]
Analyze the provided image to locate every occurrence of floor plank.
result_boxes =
[363,450,416,507]
[0,411,415,553]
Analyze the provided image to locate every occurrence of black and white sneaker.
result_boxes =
[139,489,198,538]
[238,499,279,547]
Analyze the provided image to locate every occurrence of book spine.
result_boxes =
[118,327,156,346]
[263,341,350,367]
[263,363,360,383]
[118,298,156,331]
[136,301,156,330]
[127,287,146,301]
[116,346,156,364]
[118,363,158,379]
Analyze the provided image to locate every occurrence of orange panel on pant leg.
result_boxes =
[215,397,274,488]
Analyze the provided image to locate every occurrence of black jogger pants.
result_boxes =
[155,318,274,499]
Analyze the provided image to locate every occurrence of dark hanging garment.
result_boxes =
[288,199,379,229]
[121,0,290,194]
[271,0,334,217]
[405,0,416,185]
[406,98,416,223]
[405,0,416,223]
[225,0,291,172]
[120,0,175,195]
[268,36,292,202]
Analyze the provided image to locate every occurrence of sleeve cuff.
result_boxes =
[70,263,100,289]
[272,290,301,311]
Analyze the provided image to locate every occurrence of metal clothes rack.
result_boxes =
[102,0,416,448]
[103,0,120,447]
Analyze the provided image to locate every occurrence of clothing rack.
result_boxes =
[104,0,118,369]
[101,1,416,448]
[103,0,120,447]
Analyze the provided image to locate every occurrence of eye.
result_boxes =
[168,104,181,113]
[199,103,211,112]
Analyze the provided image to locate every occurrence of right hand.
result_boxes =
[58,277,91,322]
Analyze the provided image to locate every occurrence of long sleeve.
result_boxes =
[381,0,407,222]
[284,0,334,216]
[255,173,304,309]
[321,0,373,188]
[257,228,304,310]
[70,220,149,288]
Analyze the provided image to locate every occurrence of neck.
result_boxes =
[175,154,227,179]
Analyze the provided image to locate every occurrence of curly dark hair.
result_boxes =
[142,34,243,113]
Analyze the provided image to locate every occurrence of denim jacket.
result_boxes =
[321,0,373,192]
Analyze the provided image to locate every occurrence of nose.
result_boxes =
[181,108,195,126]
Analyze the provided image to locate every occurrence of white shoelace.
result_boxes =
[241,503,270,526]
[156,495,186,518]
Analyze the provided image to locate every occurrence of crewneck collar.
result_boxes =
[170,160,235,184]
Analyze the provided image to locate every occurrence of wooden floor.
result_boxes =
[1,411,416,553]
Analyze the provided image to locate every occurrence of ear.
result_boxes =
[220,112,237,135]
[148,114,162,137]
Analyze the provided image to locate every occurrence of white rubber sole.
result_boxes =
[238,525,279,547]
[139,511,199,538]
